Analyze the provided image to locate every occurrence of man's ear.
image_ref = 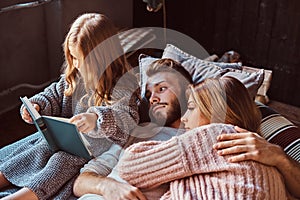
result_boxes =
[138,97,151,123]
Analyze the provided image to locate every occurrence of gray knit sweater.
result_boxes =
[0,75,140,200]
[27,75,140,147]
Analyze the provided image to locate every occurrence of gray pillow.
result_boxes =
[138,54,159,97]
[163,44,243,70]
[139,44,264,99]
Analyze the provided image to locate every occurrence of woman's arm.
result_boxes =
[213,127,300,198]
[118,124,236,188]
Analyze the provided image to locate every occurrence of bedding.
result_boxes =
[256,102,300,162]
[137,44,300,162]
[139,44,264,100]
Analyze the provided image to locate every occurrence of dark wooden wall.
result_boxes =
[0,0,132,115]
[0,0,133,146]
[1,0,299,109]
[133,0,300,107]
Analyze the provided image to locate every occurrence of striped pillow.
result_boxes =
[257,102,300,162]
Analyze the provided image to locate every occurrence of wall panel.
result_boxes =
[133,0,300,107]
[0,0,133,114]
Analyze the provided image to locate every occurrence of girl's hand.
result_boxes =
[70,113,98,134]
[21,103,40,124]
[213,126,285,167]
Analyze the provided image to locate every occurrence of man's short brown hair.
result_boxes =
[146,58,193,84]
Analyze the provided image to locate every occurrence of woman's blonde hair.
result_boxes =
[188,76,261,132]
[63,13,131,106]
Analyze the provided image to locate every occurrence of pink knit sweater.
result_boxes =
[118,123,287,200]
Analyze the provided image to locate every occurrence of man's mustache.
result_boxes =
[150,103,168,111]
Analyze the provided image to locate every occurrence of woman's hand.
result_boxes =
[21,103,40,124]
[213,126,285,167]
[214,126,300,198]
[70,113,98,134]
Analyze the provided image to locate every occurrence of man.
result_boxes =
[73,58,300,199]
[73,58,192,200]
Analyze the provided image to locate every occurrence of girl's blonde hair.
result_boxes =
[63,13,131,106]
[188,76,261,132]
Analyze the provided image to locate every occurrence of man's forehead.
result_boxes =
[146,72,179,88]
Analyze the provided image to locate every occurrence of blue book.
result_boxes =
[20,96,93,160]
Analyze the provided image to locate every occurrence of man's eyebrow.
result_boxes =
[147,80,166,88]
[154,81,166,86]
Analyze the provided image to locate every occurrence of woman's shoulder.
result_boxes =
[192,123,235,130]
[186,123,237,136]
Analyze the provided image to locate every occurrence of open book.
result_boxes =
[20,96,93,160]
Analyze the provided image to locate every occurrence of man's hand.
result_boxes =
[213,126,285,167]
[70,113,98,133]
[73,172,147,200]
[101,178,147,200]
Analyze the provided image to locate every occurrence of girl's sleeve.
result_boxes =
[80,144,122,176]
[86,90,140,146]
[118,124,237,188]
[21,75,68,117]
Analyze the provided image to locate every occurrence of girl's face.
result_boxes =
[69,44,83,71]
[181,94,209,130]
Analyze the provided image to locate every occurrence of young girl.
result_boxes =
[118,76,287,199]
[0,13,139,199]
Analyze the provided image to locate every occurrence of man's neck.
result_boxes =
[169,119,182,129]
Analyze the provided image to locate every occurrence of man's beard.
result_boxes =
[150,99,182,127]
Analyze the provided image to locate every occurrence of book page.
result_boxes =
[20,96,41,120]
[44,116,71,123]
[78,133,92,155]
[20,96,59,151]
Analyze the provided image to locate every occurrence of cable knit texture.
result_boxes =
[26,75,140,146]
[118,123,287,200]
[0,75,140,199]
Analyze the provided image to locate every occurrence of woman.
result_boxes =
[118,76,287,199]
[0,13,139,200]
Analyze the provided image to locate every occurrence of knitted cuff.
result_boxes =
[87,106,128,146]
